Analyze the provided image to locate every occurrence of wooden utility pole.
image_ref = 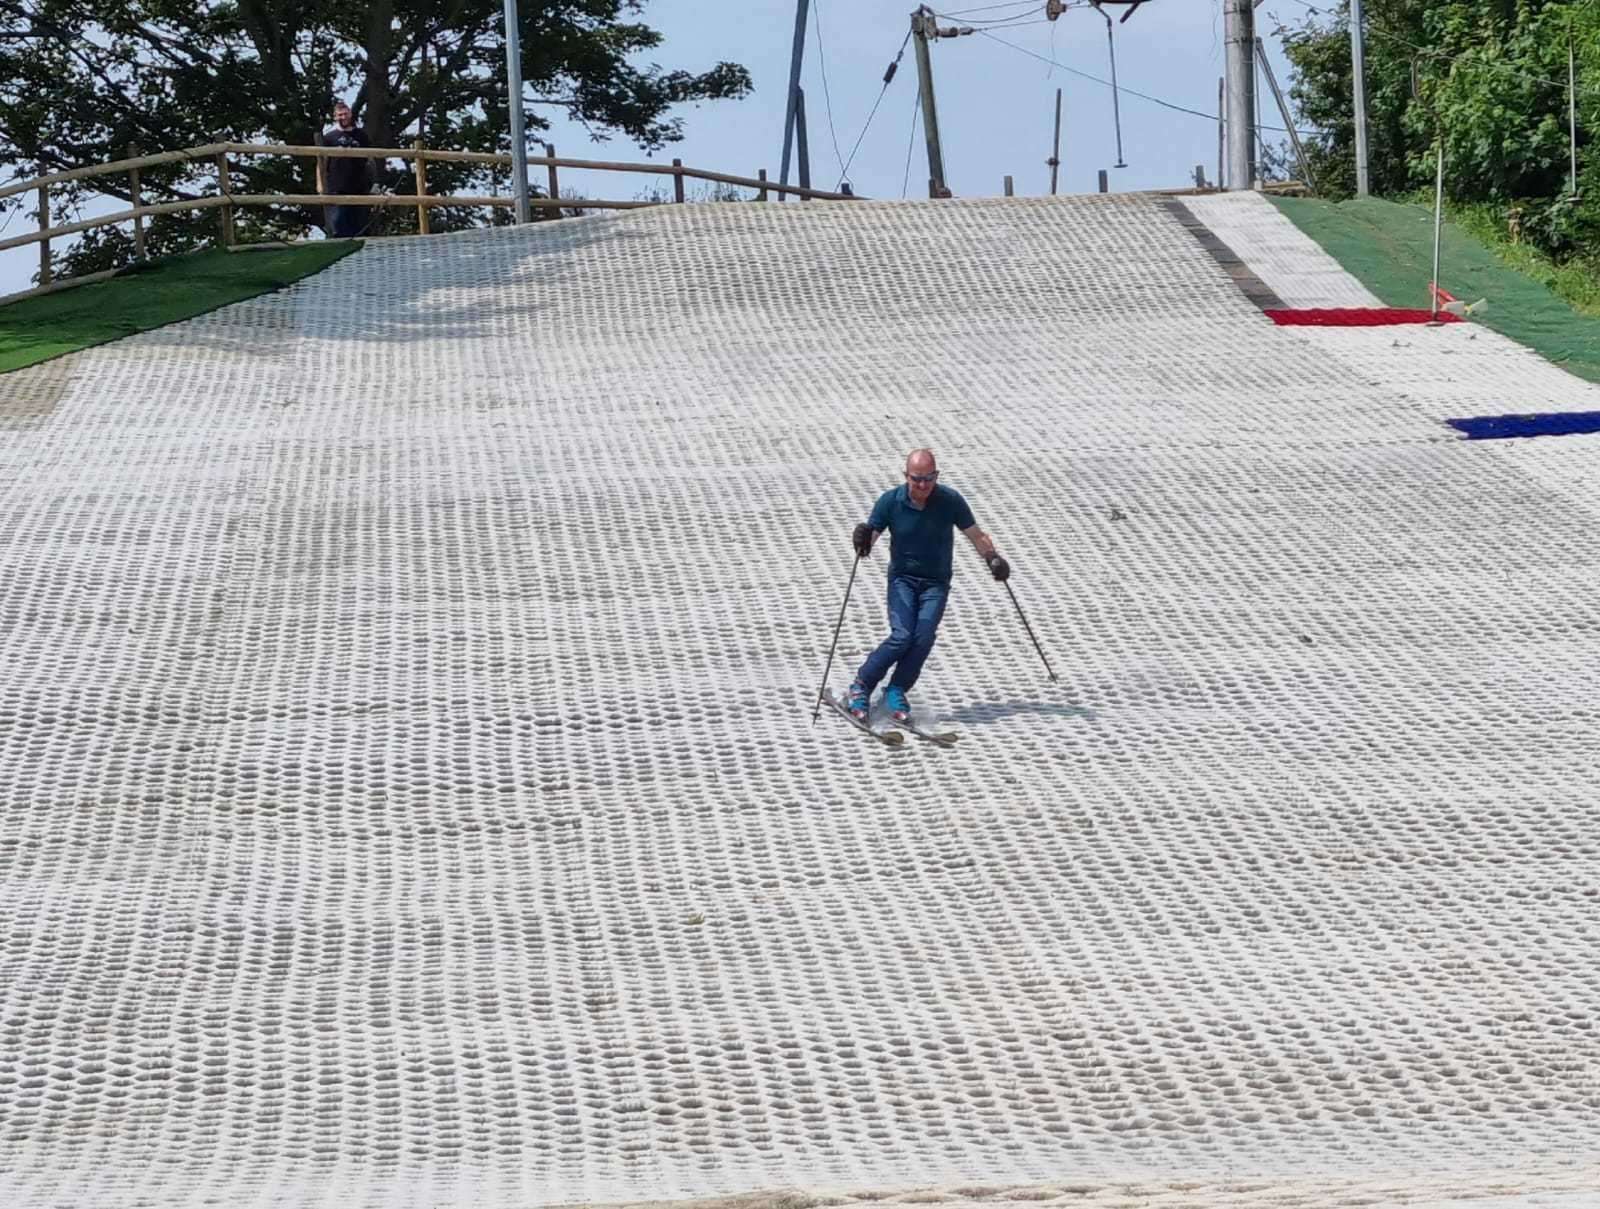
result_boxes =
[796,88,812,196]
[779,0,812,199]
[911,6,949,197]
[1048,88,1062,195]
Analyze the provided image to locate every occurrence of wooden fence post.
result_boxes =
[544,142,560,212]
[0,145,869,296]
[757,169,768,201]
[37,185,50,286]
[215,151,235,246]
[128,145,147,260]
[413,138,430,234]
[313,129,327,223]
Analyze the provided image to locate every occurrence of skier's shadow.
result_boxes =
[942,698,1097,725]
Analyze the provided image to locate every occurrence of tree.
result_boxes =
[0,0,752,278]
[1280,0,1421,199]
[1257,139,1296,185]
[1280,0,1600,253]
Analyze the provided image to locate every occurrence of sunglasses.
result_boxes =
[905,472,939,484]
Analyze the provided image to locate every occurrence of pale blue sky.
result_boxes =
[0,0,1316,293]
[529,0,1309,201]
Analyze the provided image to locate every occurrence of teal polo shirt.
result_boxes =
[867,483,977,585]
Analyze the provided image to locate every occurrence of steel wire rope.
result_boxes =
[934,1,1099,27]
[974,26,1327,136]
[942,14,1054,32]
[812,0,848,183]
[932,4,1052,28]
[940,0,1046,16]
[837,30,914,188]
[901,93,923,198]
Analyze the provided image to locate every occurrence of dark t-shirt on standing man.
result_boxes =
[321,125,373,194]
[867,483,977,586]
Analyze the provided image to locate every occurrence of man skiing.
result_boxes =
[847,449,1009,722]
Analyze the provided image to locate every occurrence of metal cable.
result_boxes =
[837,31,914,187]
[940,0,1044,16]
[901,93,923,198]
[975,27,1327,136]
[812,0,848,182]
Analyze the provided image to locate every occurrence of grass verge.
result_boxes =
[1268,195,1600,385]
[1441,199,1600,316]
[0,242,359,374]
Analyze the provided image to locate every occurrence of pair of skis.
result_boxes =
[820,690,958,747]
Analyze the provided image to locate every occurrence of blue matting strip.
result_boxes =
[1446,411,1600,440]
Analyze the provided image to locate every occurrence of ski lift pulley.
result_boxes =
[1095,0,1151,21]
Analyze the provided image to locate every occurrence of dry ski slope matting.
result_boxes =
[1,192,1598,1209]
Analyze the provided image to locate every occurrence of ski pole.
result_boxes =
[1002,580,1058,682]
[812,554,862,723]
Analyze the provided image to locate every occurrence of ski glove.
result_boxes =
[986,552,1011,582]
[852,523,875,559]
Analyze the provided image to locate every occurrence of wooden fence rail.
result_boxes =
[3,140,860,300]
[0,144,233,203]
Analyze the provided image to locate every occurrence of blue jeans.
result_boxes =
[327,205,370,238]
[855,575,950,694]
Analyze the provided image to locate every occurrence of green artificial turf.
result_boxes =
[0,242,359,373]
[1270,195,1600,385]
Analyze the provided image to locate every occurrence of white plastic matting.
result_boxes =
[2,194,1598,1209]
[1183,192,1384,309]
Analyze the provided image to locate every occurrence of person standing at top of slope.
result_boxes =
[847,449,1010,722]
[321,100,375,238]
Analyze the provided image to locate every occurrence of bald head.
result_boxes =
[904,448,939,506]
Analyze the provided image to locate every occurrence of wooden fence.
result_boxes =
[0,141,859,299]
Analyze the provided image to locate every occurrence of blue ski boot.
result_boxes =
[846,680,871,720]
[884,685,911,722]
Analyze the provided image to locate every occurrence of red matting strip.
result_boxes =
[1265,307,1460,326]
